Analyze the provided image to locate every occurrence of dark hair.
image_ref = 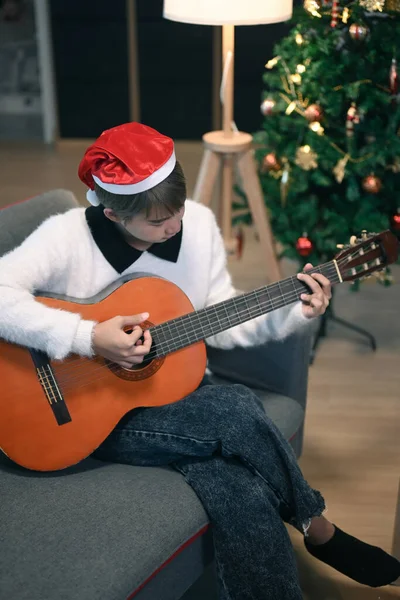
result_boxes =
[94,160,186,222]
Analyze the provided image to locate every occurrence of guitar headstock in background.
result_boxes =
[334,230,399,283]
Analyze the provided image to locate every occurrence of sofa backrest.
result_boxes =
[0,189,80,256]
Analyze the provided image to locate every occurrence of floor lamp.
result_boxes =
[163,0,293,282]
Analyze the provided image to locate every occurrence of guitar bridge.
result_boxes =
[29,349,72,426]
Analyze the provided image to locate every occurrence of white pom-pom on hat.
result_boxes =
[86,189,101,206]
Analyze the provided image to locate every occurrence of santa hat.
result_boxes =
[78,122,176,206]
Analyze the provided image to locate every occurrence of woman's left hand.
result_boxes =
[297,263,332,319]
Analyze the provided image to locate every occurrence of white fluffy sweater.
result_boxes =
[0,199,310,360]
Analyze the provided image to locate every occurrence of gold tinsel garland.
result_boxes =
[384,0,400,11]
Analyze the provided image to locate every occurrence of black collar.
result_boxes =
[85,205,183,274]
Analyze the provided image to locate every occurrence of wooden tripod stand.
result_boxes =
[191,25,281,282]
[192,130,282,282]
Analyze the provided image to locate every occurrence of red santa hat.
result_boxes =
[78,122,176,206]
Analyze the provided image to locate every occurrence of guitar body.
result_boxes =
[0,276,206,472]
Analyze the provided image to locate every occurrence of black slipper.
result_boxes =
[305,525,400,588]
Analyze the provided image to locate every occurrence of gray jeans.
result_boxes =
[93,379,325,600]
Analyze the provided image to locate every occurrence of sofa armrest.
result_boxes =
[206,329,313,410]
[0,189,79,257]
[206,329,314,457]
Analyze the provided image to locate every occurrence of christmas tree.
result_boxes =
[244,0,400,283]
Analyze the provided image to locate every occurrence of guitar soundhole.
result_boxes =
[106,321,164,381]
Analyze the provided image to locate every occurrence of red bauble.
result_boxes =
[391,209,400,231]
[362,174,382,194]
[296,234,313,257]
[305,103,323,122]
[262,152,281,172]
[349,23,369,41]
[260,98,276,116]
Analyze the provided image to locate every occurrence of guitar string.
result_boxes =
[55,276,336,385]
[31,248,378,397]
[53,263,342,390]
[54,262,339,380]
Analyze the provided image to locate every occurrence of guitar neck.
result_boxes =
[151,261,341,357]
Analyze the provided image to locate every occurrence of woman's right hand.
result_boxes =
[92,312,152,369]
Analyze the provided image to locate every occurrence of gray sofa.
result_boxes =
[0,190,313,600]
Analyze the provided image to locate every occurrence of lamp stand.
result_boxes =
[192,24,281,282]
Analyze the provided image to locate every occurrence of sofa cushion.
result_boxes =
[0,189,79,257]
[0,388,302,600]
[0,455,210,600]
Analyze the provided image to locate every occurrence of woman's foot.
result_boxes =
[304,521,400,588]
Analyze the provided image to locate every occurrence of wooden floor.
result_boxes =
[1,140,399,599]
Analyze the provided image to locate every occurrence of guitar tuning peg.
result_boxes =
[361,230,368,240]
[350,235,357,246]
[336,243,344,249]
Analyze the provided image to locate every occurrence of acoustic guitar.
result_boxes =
[0,230,398,472]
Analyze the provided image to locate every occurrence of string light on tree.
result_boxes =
[295,33,304,44]
[296,233,313,257]
[290,73,302,84]
[265,56,280,69]
[362,174,382,193]
[309,121,325,135]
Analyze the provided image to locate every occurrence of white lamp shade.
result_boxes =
[163,0,293,26]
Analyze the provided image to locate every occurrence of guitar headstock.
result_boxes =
[334,230,399,283]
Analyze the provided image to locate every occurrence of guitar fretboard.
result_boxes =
[149,261,341,358]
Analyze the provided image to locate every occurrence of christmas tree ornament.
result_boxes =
[280,160,290,206]
[333,154,350,182]
[389,58,398,95]
[262,153,281,172]
[359,0,385,10]
[304,0,322,16]
[286,101,297,115]
[346,102,360,137]
[296,64,306,74]
[260,98,276,116]
[295,33,304,45]
[342,7,350,22]
[391,208,400,230]
[331,0,339,27]
[349,23,369,41]
[305,103,323,121]
[295,145,318,170]
[296,233,313,256]
[384,0,400,10]
[362,174,382,193]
